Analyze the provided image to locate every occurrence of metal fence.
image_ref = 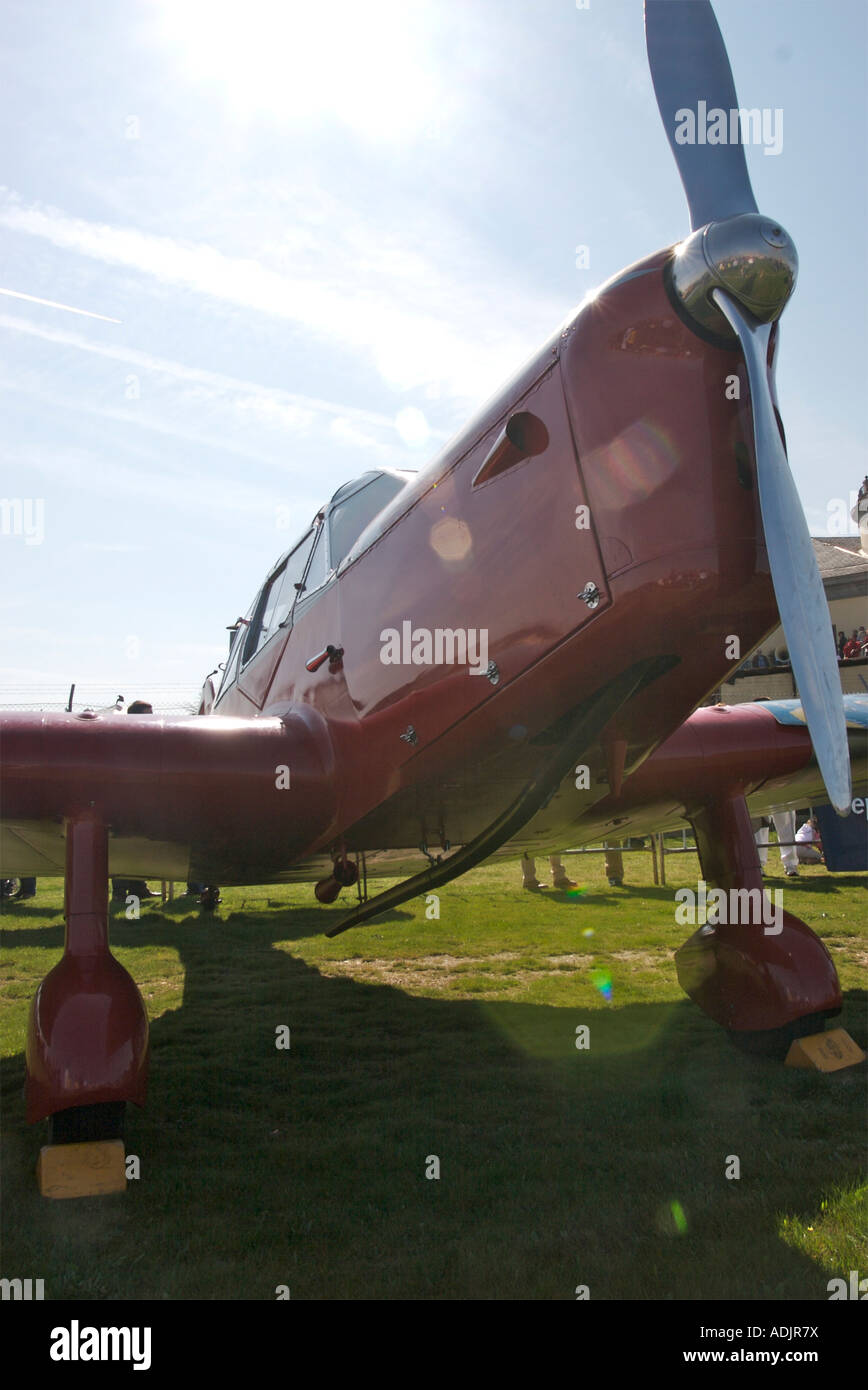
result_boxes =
[0,686,200,716]
[563,831,696,885]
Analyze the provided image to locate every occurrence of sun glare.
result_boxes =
[155,0,439,140]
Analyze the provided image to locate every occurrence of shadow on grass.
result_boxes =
[0,901,63,920]
[542,883,696,907]
[783,875,867,895]
[1,909,865,1302]
[542,874,867,907]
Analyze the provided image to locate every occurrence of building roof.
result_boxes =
[812,537,868,581]
[818,536,863,553]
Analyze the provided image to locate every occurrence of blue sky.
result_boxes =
[1,0,866,708]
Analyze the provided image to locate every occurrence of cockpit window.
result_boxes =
[240,529,316,667]
[215,472,411,701]
[296,525,328,601]
[329,473,408,570]
[216,597,255,699]
[270,530,316,630]
[241,571,280,665]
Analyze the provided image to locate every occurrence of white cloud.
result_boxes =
[329,417,381,451]
[0,312,399,433]
[0,285,121,322]
[74,541,149,553]
[154,0,442,143]
[394,406,431,449]
[3,434,279,521]
[0,188,564,406]
[0,371,287,470]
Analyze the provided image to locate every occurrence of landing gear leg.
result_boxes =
[675,793,841,1047]
[25,810,148,1196]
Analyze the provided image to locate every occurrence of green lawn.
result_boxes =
[1,850,865,1300]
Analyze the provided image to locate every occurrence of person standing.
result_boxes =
[755,812,799,877]
[773,810,799,877]
[795,816,823,865]
[752,816,771,867]
[604,840,624,887]
[520,852,577,891]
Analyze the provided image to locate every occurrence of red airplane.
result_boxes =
[0,2,856,1164]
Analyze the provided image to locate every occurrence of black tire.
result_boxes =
[726,1011,836,1060]
[47,1101,126,1145]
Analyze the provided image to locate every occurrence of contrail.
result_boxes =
[0,286,121,323]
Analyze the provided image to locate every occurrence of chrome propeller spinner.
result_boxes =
[669,212,797,342]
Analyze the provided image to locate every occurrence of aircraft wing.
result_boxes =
[3,698,864,886]
[0,708,338,882]
[520,696,868,851]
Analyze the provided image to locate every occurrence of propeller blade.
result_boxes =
[645,0,758,230]
[712,288,852,814]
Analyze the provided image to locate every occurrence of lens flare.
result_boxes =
[670,1200,688,1234]
[590,968,612,1000]
[429,516,472,562]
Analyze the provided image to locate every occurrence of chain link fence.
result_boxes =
[0,686,201,716]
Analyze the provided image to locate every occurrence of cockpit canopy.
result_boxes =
[327,469,414,571]
[217,468,414,697]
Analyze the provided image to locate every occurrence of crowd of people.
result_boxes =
[519,842,629,891]
[839,628,868,660]
[740,625,866,674]
[754,813,824,876]
[522,816,827,895]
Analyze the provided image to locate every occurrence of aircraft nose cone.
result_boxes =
[706,214,797,321]
[669,212,797,341]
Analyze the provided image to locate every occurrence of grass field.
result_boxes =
[1,848,865,1301]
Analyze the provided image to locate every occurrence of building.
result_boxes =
[706,478,868,706]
